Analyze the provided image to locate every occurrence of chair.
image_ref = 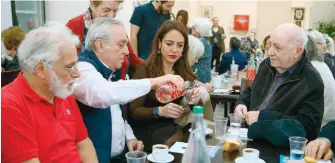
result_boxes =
[1,69,21,87]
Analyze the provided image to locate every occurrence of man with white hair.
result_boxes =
[234,23,324,140]
[1,22,98,163]
[324,34,335,78]
[191,18,213,83]
[73,17,185,162]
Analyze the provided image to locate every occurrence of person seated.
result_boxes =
[305,34,335,127]
[2,22,98,163]
[191,18,213,83]
[241,28,259,59]
[188,35,213,93]
[72,17,184,163]
[309,30,335,79]
[130,20,201,152]
[1,26,25,71]
[234,23,324,140]
[324,34,335,79]
[262,35,271,58]
[218,37,248,74]
[305,121,335,161]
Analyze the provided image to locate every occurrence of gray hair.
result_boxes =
[292,27,308,49]
[17,21,79,72]
[192,18,212,37]
[309,30,326,45]
[85,17,124,52]
[188,35,204,65]
[324,34,335,56]
[306,34,324,62]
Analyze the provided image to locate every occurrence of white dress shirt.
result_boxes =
[73,61,152,157]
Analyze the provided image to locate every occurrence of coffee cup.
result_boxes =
[242,148,259,162]
[152,144,169,161]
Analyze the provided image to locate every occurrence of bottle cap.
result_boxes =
[193,106,204,114]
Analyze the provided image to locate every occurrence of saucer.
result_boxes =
[147,153,174,163]
[235,157,265,163]
[188,128,213,135]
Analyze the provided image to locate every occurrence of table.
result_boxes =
[210,92,239,117]
[165,125,289,163]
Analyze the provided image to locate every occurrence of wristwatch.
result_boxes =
[153,107,160,118]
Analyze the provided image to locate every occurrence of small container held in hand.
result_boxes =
[156,81,193,103]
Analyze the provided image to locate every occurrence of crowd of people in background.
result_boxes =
[1,0,335,163]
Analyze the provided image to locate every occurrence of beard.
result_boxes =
[48,68,74,99]
[158,5,168,15]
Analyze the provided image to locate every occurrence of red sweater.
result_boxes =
[66,14,144,80]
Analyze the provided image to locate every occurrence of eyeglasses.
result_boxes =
[44,62,78,74]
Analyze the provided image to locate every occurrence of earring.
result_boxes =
[157,49,161,54]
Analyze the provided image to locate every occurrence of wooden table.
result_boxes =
[165,124,289,163]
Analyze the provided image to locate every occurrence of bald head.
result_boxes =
[268,23,307,73]
[274,23,307,49]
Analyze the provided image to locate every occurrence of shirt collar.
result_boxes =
[277,58,300,77]
[16,73,60,103]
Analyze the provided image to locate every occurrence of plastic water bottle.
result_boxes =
[182,106,211,163]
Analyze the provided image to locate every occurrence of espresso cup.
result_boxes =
[152,144,169,161]
[242,148,260,162]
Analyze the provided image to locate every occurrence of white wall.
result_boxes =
[1,0,13,31]
[309,1,335,29]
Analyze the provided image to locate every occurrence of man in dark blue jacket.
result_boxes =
[218,37,248,74]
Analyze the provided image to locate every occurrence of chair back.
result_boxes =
[1,70,21,87]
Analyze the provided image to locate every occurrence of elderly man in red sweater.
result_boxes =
[66,0,143,81]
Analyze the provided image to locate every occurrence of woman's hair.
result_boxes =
[192,18,212,37]
[188,35,204,65]
[230,37,241,50]
[91,0,124,7]
[146,20,197,81]
[306,34,323,62]
[1,26,25,50]
[176,10,188,27]
[262,35,270,49]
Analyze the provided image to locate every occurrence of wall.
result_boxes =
[1,0,13,31]
[309,1,335,29]
[257,1,292,41]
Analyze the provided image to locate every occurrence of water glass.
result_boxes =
[289,136,307,160]
[214,116,228,140]
[229,113,242,135]
[125,151,147,163]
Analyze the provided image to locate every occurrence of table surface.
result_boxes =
[167,125,290,163]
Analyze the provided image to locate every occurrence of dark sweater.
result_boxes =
[318,121,335,151]
[218,49,248,74]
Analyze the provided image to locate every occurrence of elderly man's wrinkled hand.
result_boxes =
[150,74,184,90]
[245,111,259,126]
[305,138,333,161]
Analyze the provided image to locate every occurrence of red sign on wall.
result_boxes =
[234,15,249,31]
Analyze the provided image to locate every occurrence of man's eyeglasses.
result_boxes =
[44,62,78,74]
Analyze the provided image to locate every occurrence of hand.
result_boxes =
[221,34,226,39]
[305,138,333,160]
[234,104,247,120]
[127,139,144,152]
[245,111,259,126]
[150,74,184,90]
[158,103,184,119]
[203,83,214,93]
[186,88,201,104]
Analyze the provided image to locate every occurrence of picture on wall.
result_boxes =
[233,15,249,31]
[201,6,213,19]
[295,20,302,27]
[294,8,305,20]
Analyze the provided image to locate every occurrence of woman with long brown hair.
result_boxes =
[130,20,201,152]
